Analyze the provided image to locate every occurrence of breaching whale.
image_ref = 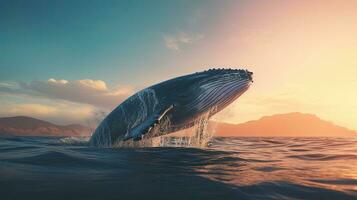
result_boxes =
[90,68,253,147]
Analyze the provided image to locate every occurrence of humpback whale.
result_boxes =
[90,68,253,147]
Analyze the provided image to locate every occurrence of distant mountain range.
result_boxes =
[0,113,355,137]
[211,112,356,137]
[0,116,91,137]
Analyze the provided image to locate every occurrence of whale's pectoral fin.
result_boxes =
[123,105,174,141]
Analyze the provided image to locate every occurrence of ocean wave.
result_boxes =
[0,136,357,200]
[287,153,357,161]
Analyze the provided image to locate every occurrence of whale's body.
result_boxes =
[90,68,253,147]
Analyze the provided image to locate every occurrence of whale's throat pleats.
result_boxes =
[182,76,245,113]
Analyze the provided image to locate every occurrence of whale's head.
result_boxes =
[168,68,253,126]
[193,68,253,112]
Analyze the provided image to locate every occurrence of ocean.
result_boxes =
[0,136,356,200]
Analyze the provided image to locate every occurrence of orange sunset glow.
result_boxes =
[199,1,357,130]
[1,0,356,132]
[2,1,357,200]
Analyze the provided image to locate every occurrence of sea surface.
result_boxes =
[0,136,357,200]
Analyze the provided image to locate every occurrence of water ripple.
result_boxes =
[0,136,356,200]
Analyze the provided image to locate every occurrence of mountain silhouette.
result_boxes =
[0,116,91,136]
[211,112,356,137]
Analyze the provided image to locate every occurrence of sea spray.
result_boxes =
[90,120,112,147]
[113,107,216,148]
[122,88,159,138]
[158,107,217,148]
[59,136,90,145]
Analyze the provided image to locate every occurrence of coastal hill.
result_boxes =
[211,112,356,137]
[0,116,91,137]
[0,113,355,137]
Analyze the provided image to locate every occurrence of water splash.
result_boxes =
[114,107,216,148]
[59,137,90,145]
[123,88,159,138]
[113,115,172,148]
[159,107,216,148]
[90,120,112,147]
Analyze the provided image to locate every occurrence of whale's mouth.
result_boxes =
[236,69,253,82]
[204,68,253,82]
[246,70,253,82]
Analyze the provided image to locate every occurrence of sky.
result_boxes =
[0,0,356,130]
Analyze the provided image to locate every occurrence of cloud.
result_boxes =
[0,82,16,88]
[163,31,204,50]
[5,104,58,116]
[0,79,134,109]
[0,102,96,126]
